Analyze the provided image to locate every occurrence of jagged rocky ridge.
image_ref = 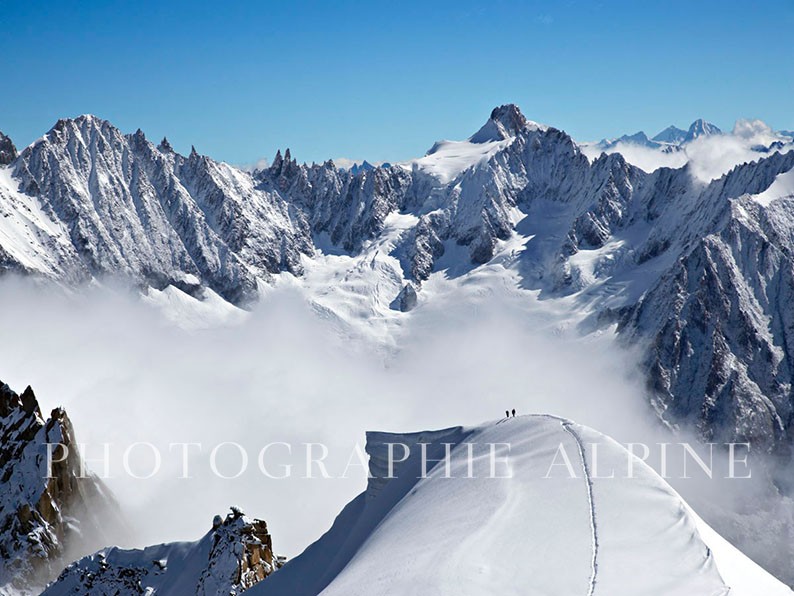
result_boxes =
[0,132,17,166]
[43,507,281,596]
[0,382,121,595]
[2,108,794,453]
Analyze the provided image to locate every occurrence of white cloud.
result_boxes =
[0,275,790,579]
[581,142,687,173]
[580,120,794,183]
[0,279,655,557]
[237,157,269,172]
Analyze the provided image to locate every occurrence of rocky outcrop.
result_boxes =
[469,103,528,143]
[44,507,282,596]
[392,283,417,312]
[0,382,122,594]
[199,508,280,594]
[0,132,17,166]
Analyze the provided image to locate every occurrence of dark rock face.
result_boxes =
[0,131,17,165]
[256,147,414,255]
[392,283,418,312]
[620,194,794,450]
[489,104,528,137]
[0,382,123,594]
[157,136,174,153]
[45,507,282,595]
[469,103,528,143]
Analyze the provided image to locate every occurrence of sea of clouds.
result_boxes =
[0,277,791,581]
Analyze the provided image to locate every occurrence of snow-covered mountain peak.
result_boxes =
[469,103,540,143]
[652,124,688,144]
[401,104,547,183]
[591,118,723,155]
[685,118,722,142]
[47,114,115,139]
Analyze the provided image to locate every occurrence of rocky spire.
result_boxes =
[490,104,528,134]
[157,136,174,153]
[0,382,124,593]
[271,149,284,174]
[283,148,298,176]
[469,104,529,143]
[129,128,147,149]
[0,131,17,166]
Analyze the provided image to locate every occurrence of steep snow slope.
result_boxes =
[401,104,546,184]
[8,116,313,303]
[252,416,791,596]
[401,138,513,184]
[0,168,82,279]
[753,166,794,206]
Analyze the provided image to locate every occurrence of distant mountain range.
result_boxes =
[593,118,794,157]
[595,118,724,151]
[1,106,794,455]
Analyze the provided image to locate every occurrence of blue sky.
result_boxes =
[1,0,792,165]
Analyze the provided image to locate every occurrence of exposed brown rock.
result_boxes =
[0,381,124,594]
